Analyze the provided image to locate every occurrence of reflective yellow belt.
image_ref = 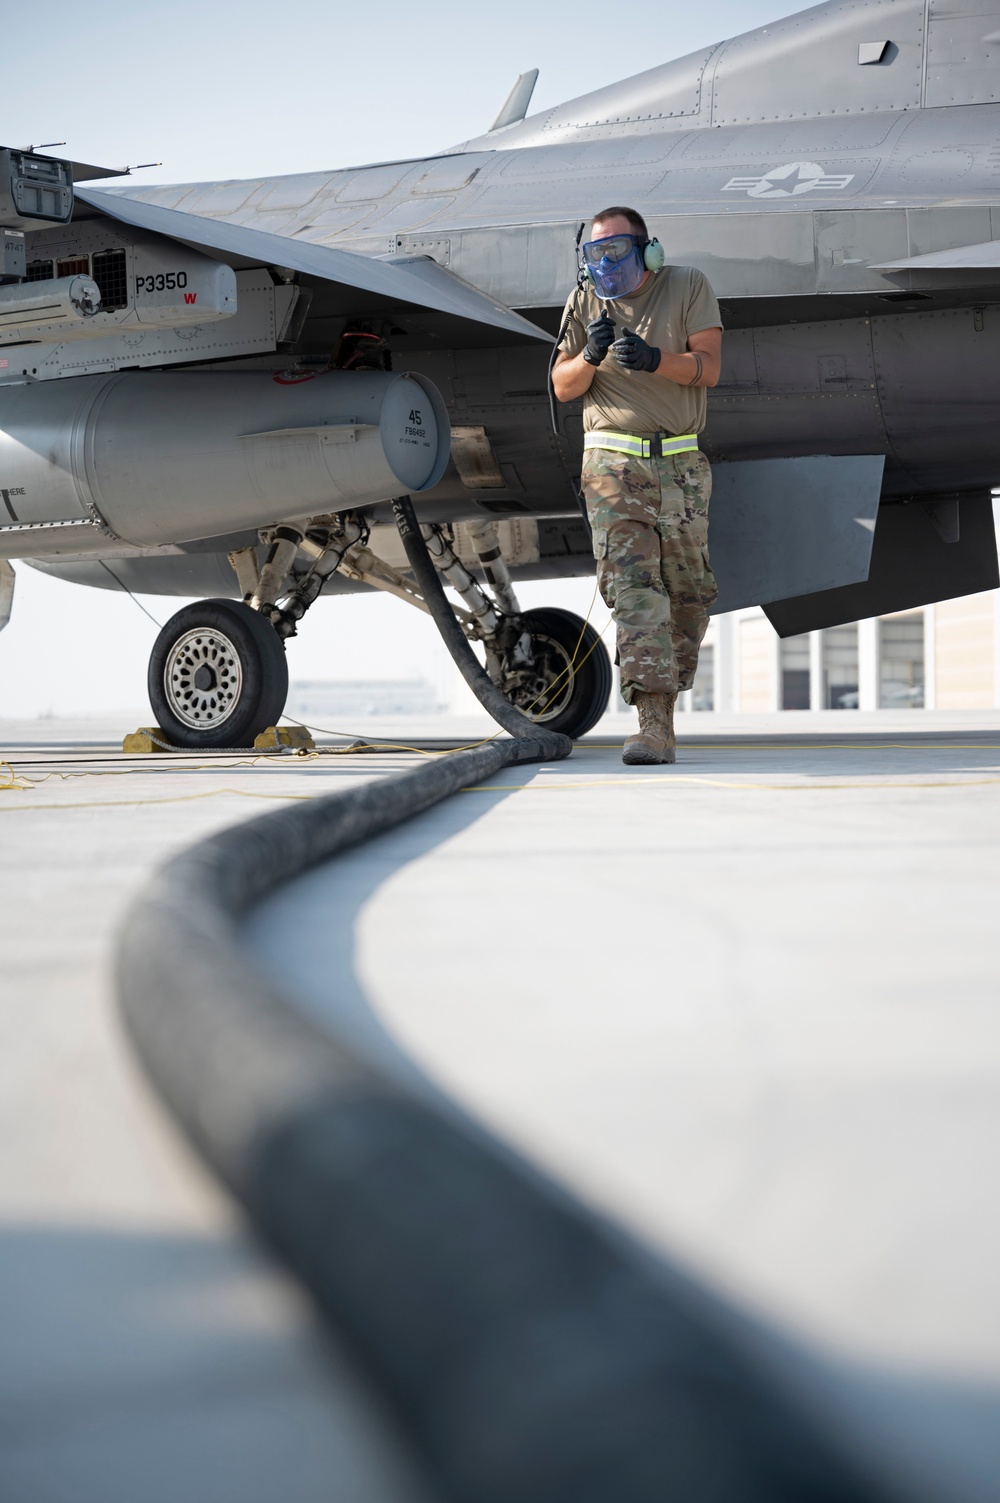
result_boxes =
[583,430,699,459]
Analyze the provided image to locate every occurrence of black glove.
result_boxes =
[583,312,616,366]
[611,327,661,373]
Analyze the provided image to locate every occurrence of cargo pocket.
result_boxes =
[701,546,719,608]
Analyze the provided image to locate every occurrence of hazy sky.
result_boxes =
[2,0,813,718]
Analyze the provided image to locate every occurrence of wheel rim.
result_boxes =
[164,626,244,730]
[506,631,577,723]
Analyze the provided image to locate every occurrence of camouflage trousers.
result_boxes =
[582,446,718,703]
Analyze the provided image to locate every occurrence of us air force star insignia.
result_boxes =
[721,161,856,198]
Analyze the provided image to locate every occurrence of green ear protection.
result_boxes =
[643,238,666,273]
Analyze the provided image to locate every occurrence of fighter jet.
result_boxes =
[1,0,998,746]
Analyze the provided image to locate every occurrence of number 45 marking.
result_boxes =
[408,409,422,424]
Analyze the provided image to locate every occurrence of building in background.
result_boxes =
[682,503,1000,714]
[607,586,1000,715]
[672,585,1000,714]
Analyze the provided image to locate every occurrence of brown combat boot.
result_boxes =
[622,690,676,765]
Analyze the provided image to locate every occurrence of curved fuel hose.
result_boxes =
[114,512,887,1503]
[115,764,888,1503]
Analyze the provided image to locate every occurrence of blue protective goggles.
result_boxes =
[582,233,647,300]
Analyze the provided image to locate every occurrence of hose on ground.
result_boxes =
[391,495,573,755]
[115,781,889,1503]
[114,500,887,1503]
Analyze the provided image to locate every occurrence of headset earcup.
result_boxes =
[644,239,665,273]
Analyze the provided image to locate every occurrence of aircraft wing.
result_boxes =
[75,186,551,344]
[873,242,1000,272]
[871,241,1000,291]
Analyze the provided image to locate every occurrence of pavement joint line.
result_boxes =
[463,775,1000,792]
[7,767,1000,806]
[0,738,509,771]
[3,760,294,784]
[8,776,997,808]
[585,741,1000,751]
[0,787,321,813]
[0,752,433,786]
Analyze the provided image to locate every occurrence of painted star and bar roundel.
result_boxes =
[722,161,856,198]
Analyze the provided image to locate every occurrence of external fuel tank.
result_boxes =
[0,369,450,550]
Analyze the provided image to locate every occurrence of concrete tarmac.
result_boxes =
[247,710,1000,1503]
[3,710,999,1502]
[0,716,434,1503]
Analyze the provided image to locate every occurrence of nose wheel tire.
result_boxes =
[148,599,289,749]
[501,606,612,740]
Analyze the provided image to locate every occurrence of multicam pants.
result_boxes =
[582,447,718,704]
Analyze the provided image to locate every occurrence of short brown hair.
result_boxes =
[592,205,648,239]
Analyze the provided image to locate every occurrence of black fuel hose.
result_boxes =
[115,744,889,1503]
[115,763,890,1503]
[392,495,572,754]
[114,508,887,1503]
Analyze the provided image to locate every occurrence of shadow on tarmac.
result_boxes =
[245,754,1000,1503]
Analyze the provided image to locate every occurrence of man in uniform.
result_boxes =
[552,207,723,764]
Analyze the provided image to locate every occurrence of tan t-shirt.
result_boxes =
[557,265,722,436]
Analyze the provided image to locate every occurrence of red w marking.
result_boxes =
[183,291,197,304]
